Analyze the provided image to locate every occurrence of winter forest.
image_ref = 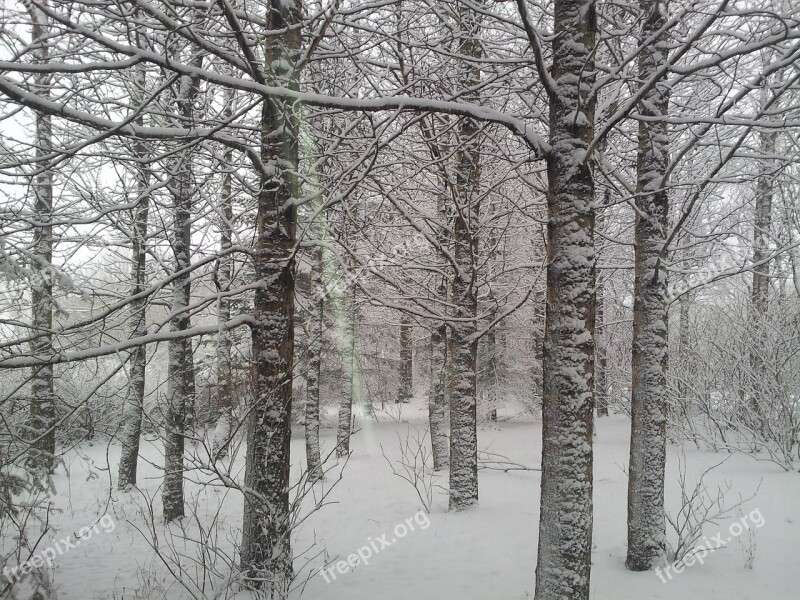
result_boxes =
[0,0,799,598]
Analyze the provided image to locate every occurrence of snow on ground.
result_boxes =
[15,401,800,599]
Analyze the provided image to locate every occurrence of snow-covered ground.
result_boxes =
[16,403,800,599]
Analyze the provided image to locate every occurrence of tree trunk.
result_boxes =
[336,284,357,457]
[626,0,670,572]
[429,314,449,470]
[162,54,202,523]
[534,0,597,597]
[595,278,609,417]
[398,314,413,403]
[482,306,499,422]
[118,61,150,488]
[239,3,301,592]
[448,0,482,512]
[27,6,55,473]
[747,120,776,432]
[304,197,325,481]
[212,115,235,461]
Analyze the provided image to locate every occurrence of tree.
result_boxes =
[118,56,152,488]
[448,0,483,512]
[398,314,413,403]
[533,0,597,597]
[211,90,237,461]
[26,3,55,473]
[239,0,302,591]
[626,0,671,572]
[162,53,203,523]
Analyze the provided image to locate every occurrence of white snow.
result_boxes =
[11,407,800,599]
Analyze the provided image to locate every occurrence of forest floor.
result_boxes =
[15,400,800,599]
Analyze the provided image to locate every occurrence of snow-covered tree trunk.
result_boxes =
[336,284,356,458]
[429,165,450,470]
[482,309,498,422]
[534,0,597,597]
[429,313,449,470]
[162,56,202,523]
[305,297,325,481]
[212,91,236,461]
[448,1,482,512]
[118,60,150,488]
[162,161,191,521]
[480,197,501,423]
[595,278,608,417]
[398,314,413,403]
[626,0,671,572]
[27,5,55,473]
[676,290,691,403]
[305,242,324,481]
[239,2,301,591]
[747,122,776,431]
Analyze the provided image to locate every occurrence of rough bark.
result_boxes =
[429,315,449,470]
[27,5,56,473]
[480,197,501,423]
[448,0,482,512]
[747,124,776,431]
[161,51,203,523]
[482,312,498,422]
[305,246,323,481]
[239,3,301,592]
[212,96,236,461]
[398,314,413,403]
[336,284,357,458]
[118,61,150,488]
[595,278,609,417]
[626,0,671,572]
[533,0,597,597]
[426,125,453,470]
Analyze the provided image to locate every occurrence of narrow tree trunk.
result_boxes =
[534,0,597,597]
[212,119,235,461]
[676,288,691,404]
[398,314,413,403]
[304,195,325,481]
[429,313,449,470]
[118,62,150,488]
[240,4,301,591]
[448,1,482,512]
[27,6,55,473]
[482,306,499,422]
[336,284,356,457]
[626,0,670,572]
[162,55,203,523]
[305,256,323,481]
[747,123,776,432]
[162,151,192,523]
[595,279,609,417]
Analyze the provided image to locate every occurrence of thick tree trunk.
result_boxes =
[626,0,670,572]
[398,314,413,403]
[448,1,482,512]
[118,62,150,488]
[239,3,301,592]
[27,7,55,473]
[534,1,597,598]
